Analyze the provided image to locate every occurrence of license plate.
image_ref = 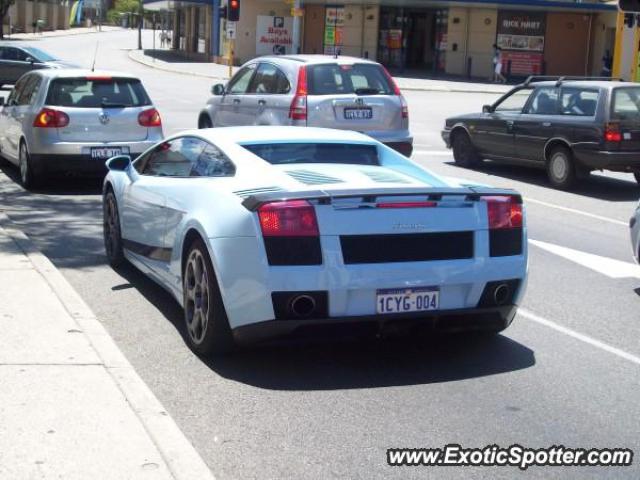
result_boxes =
[376,287,439,314]
[344,107,372,120]
[90,147,126,159]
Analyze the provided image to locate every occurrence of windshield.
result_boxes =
[242,143,380,166]
[22,47,58,62]
[611,87,640,121]
[45,77,152,108]
[307,64,394,96]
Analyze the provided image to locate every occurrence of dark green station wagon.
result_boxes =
[442,77,640,189]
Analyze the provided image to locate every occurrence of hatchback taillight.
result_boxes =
[258,200,319,237]
[604,122,622,142]
[33,108,69,128]
[138,108,162,127]
[484,196,523,229]
[289,66,308,121]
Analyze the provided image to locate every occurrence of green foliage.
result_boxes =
[106,0,142,24]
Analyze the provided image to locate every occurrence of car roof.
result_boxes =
[31,69,141,80]
[253,54,379,66]
[528,80,638,89]
[179,126,376,144]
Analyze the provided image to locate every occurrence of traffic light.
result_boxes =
[228,0,240,22]
[619,0,640,12]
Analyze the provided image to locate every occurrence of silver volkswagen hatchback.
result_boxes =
[0,69,163,188]
[198,55,413,157]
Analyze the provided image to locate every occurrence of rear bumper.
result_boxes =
[30,154,111,176]
[232,305,518,345]
[384,141,413,157]
[573,146,640,171]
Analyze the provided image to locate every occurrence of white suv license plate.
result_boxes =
[344,108,372,120]
[376,287,440,314]
[91,147,127,159]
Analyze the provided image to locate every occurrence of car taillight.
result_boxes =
[138,108,162,127]
[400,94,409,119]
[33,108,69,128]
[289,66,307,121]
[604,122,621,142]
[382,66,402,95]
[484,196,522,229]
[376,201,436,208]
[258,200,319,237]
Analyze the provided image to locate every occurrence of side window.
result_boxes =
[227,65,256,95]
[140,137,206,177]
[493,88,533,113]
[249,63,291,94]
[7,76,27,105]
[3,48,28,61]
[16,75,38,106]
[560,88,599,117]
[0,47,5,59]
[191,143,236,177]
[526,87,559,115]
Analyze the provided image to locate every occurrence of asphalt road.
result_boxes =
[1,30,639,479]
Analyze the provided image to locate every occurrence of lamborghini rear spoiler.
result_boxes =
[241,187,523,211]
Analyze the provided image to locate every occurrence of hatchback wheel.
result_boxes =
[547,146,576,189]
[103,190,125,267]
[183,238,235,356]
[19,142,39,189]
[452,131,480,168]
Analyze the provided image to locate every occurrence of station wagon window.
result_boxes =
[525,87,559,115]
[611,87,640,120]
[0,47,29,61]
[493,87,532,112]
[137,137,235,177]
[248,63,290,94]
[242,143,379,166]
[560,88,598,116]
[227,65,256,94]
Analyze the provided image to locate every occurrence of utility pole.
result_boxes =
[138,0,143,50]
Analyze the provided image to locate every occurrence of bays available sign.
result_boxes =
[256,16,293,56]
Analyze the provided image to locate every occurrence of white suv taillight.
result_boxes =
[258,200,319,237]
[484,196,523,229]
[400,94,409,119]
[289,66,308,121]
[382,66,407,119]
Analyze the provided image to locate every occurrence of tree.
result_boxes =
[106,0,139,26]
[0,0,16,39]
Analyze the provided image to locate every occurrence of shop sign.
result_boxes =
[496,11,545,52]
[256,16,293,56]
[501,52,544,75]
[324,6,344,55]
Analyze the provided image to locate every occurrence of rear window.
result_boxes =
[611,87,640,120]
[242,143,379,166]
[307,64,394,96]
[45,77,151,108]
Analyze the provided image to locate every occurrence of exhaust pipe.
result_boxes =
[493,284,510,306]
[290,295,316,318]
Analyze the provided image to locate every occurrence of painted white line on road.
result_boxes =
[529,239,640,279]
[519,308,640,366]
[412,150,452,156]
[524,197,627,226]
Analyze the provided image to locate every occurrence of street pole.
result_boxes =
[292,0,300,54]
[138,0,143,50]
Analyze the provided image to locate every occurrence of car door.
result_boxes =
[0,78,24,162]
[214,64,257,127]
[247,62,292,126]
[513,86,561,162]
[3,75,37,161]
[473,87,532,159]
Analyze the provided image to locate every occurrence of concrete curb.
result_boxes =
[0,212,215,480]
[127,50,511,95]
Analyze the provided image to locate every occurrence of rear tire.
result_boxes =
[452,131,480,168]
[103,189,125,267]
[198,115,213,129]
[183,238,235,356]
[546,145,576,189]
[19,141,39,190]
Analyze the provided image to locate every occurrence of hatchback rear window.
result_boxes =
[307,64,394,96]
[242,143,379,166]
[46,77,151,108]
[611,87,640,120]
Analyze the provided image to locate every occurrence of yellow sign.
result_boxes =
[291,7,304,17]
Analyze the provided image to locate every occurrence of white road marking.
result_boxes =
[519,308,640,366]
[412,150,453,156]
[529,239,640,279]
[524,197,628,226]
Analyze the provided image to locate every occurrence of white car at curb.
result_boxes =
[102,126,528,356]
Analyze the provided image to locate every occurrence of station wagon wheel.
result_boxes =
[19,142,39,190]
[547,145,576,190]
[103,190,125,267]
[198,115,213,129]
[452,131,480,168]
[183,238,234,356]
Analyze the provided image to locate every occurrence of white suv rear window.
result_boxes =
[307,64,394,96]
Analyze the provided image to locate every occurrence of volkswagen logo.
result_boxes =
[355,98,364,106]
[98,113,110,125]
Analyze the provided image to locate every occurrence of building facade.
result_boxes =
[2,0,72,35]
[144,0,618,78]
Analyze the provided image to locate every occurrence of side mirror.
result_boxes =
[211,84,225,96]
[482,105,494,113]
[106,155,131,171]
[26,57,35,64]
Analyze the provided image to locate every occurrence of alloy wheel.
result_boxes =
[104,194,120,259]
[184,249,211,345]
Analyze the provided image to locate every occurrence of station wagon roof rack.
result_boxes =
[523,75,624,86]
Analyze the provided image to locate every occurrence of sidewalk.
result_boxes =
[5,25,124,41]
[129,49,513,95]
[0,213,215,480]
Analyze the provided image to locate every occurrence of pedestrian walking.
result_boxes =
[601,50,613,77]
[493,45,506,84]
